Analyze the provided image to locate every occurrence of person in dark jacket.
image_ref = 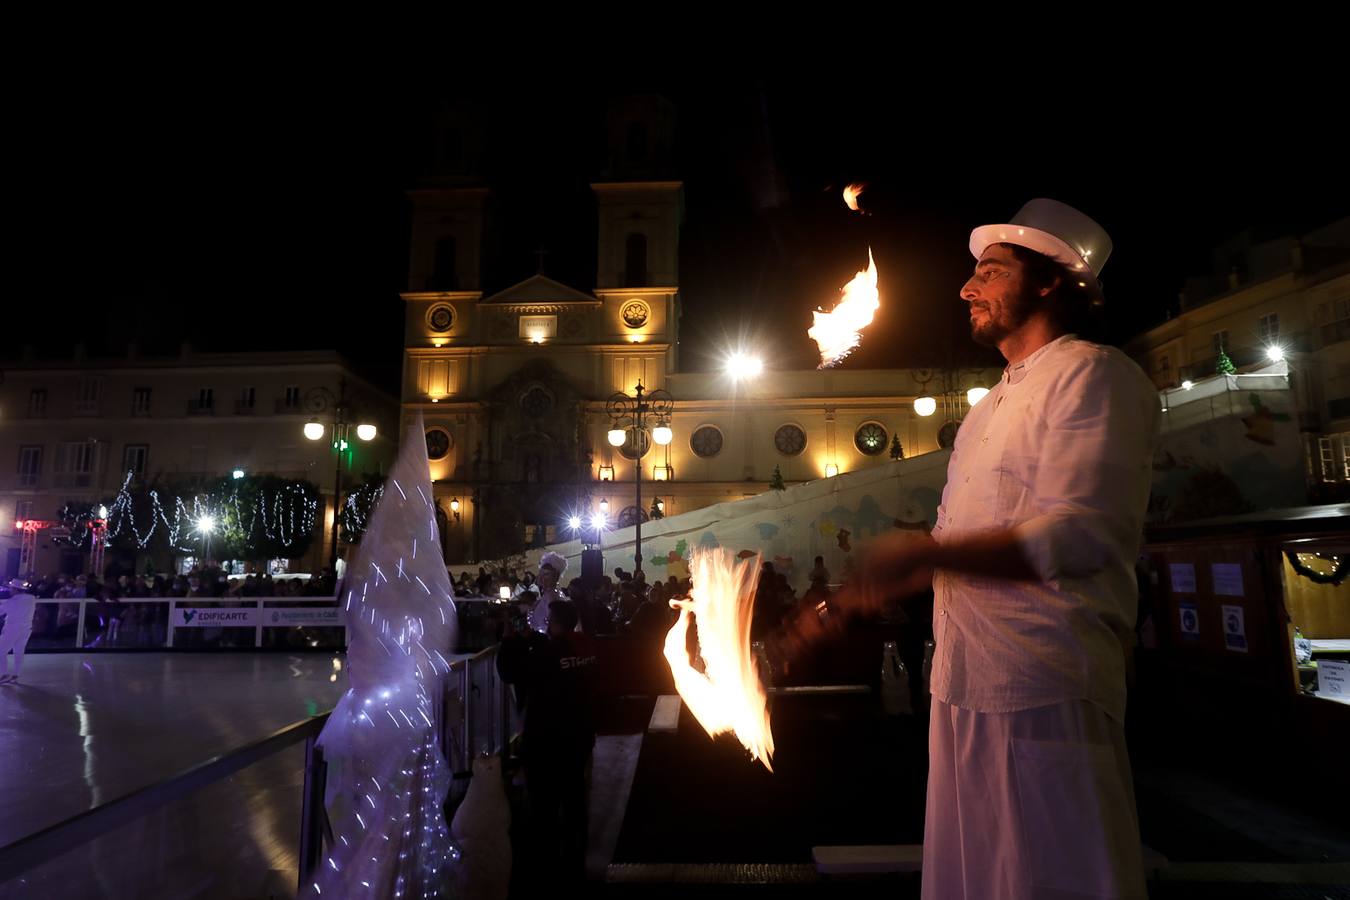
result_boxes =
[496,599,597,883]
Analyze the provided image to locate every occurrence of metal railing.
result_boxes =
[29,595,346,651]
[0,713,330,887]
[0,645,518,894]
[438,645,519,776]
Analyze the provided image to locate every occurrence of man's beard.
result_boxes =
[970,282,1037,347]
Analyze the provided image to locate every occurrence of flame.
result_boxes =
[807,248,880,368]
[842,183,865,213]
[663,548,774,771]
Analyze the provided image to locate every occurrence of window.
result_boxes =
[123,444,149,476]
[1259,313,1280,343]
[54,441,96,488]
[519,386,553,418]
[28,389,46,418]
[618,427,651,461]
[690,425,724,459]
[425,429,452,461]
[428,304,455,333]
[1343,435,1350,481]
[420,359,452,397]
[75,377,101,415]
[284,385,301,409]
[191,388,214,414]
[15,500,33,523]
[133,387,152,416]
[238,386,256,411]
[1317,298,1349,346]
[1318,437,1336,481]
[854,422,888,456]
[1212,331,1229,355]
[18,446,42,487]
[774,424,807,457]
[625,233,648,287]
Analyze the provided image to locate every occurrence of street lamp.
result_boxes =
[302,378,378,567]
[606,381,674,576]
[724,351,763,380]
[194,514,217,566]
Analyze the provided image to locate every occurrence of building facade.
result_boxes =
[1123,218,1350,500]
[0,348,399,578]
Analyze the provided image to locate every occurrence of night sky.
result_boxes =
[14,75,1346,393]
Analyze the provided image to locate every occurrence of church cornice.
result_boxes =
[492,302,602,313]
[401,291,483,303]
[594,287,678,297]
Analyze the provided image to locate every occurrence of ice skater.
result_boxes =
[0,578,38,685]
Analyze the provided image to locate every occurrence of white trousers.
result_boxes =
[922,698,1146,900]
[0,619,34,676]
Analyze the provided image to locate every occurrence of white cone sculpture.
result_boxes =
[307,412,459,898]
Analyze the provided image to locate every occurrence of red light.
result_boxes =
[12,520,25,531]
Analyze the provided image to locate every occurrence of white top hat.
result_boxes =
[969,198,1112,299]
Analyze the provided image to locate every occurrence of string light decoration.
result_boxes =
[342,479,386,545]
[57,471,319,555]
[1286,551,1348,586]
[307,413,459,897]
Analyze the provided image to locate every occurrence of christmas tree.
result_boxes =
[889,434,904,460]
[1216,347,1236,376]
[769,464,786,491]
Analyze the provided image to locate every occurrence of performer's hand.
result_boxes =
[856,531,937,613]
[767,599,836,675]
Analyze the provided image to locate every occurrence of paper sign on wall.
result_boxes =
[1320,660,1349,698]
[1222,604,1248,652]
[1212,563,1245,597]
[1169,563,1197,594]
[1179,602,1200,640]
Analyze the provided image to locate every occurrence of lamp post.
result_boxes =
[606,381,673,576]
[90,504,108,577]
[304,378,377,568]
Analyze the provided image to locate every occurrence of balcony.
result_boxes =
[187,400,215,416]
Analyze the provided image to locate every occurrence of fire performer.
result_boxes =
[780,200,1158,899]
